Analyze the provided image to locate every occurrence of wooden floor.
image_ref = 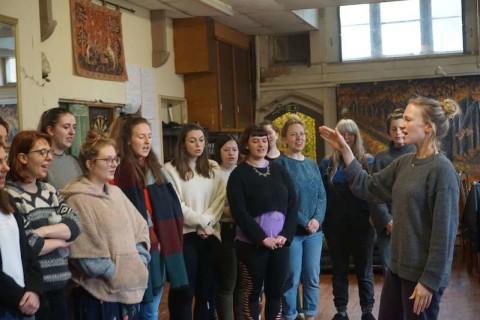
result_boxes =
[157,249,480,320]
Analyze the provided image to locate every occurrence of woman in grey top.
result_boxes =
[38,108,83,189]
[319,97,459,320]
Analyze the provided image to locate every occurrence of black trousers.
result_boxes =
[236,240,289,320]
[324,215,375,313]
[213,222,242,320]
[169,232,218,320]
[378,270,444,320]
[36,288,68,320]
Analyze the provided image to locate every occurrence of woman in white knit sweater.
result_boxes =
[164,123,225,320]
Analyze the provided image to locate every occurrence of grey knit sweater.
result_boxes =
[344,152,458,291]
[370,142,415,231]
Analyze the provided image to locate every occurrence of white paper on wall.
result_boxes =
[141,69,157,120]
[124,64,141,114]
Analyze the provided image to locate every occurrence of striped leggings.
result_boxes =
[235,241,290,320]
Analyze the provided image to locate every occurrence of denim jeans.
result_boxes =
[376,229,391,276]
[140,286,164,320]
[0,308,34,320]
[282,231,323,320]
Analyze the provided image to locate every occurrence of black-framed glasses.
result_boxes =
[28,149,54,158]
[93,156,120,166]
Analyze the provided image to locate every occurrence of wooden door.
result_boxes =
[217,41,236,130]
[234,47,252,129]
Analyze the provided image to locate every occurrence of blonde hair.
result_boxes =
[281,114,305,138]
[408,96,460,150]
[79,130,116,175]
[328,119,367,182]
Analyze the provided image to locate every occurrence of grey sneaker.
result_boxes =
[332,313,349,320]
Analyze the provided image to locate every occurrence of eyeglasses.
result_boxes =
[29,149,54,158]
[93,156,120,165]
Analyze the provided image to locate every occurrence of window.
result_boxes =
[5,57,16,84]
[339,0,463,61]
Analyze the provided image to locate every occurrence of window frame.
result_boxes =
[338,0,465,62]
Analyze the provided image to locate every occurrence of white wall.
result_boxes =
[0,0,184,131]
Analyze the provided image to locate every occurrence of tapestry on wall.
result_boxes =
[70,0,128,81]
[337,76,480,178]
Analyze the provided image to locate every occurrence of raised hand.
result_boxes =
[318,126,355,166]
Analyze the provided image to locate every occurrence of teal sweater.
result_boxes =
[275,154,326,233]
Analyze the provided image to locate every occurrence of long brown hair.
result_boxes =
[0,141,13,214]
[114,116,164,185]
[7,131,52,184]
[172,123,213,181]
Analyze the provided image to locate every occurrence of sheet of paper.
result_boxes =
[141,68,157,120]
[124,64,141,114]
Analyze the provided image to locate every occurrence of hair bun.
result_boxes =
[442,99,460,120]
[84,130,105,144]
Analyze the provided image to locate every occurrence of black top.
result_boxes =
[227,161,298,246]
[0,208,43,315]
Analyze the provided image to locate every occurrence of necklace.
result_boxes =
[252,165,270,177]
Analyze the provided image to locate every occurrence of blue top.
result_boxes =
[275,154,326,230]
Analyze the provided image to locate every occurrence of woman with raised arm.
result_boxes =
[276,114,326,320]
[163,123,225,320]
[227,124,298,320]
[319,97,460,320]
[0,141,43,319]
[112,116,188,320]
[38,108,83,190]
[5,131,82,320]
[319,119,375,320]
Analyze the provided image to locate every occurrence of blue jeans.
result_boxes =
[0,308,34,320]
[376,229,391,276]
[140,286,163,320]
[282,231,323,320]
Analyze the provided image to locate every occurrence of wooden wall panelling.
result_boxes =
[235,46,253,129]
[184,71,220,131]
[173,17,215,74]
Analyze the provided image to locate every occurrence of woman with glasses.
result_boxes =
[0,140,43,320]
[112,116,188,320]
[61,130,150,320]
[319,119,375,320]
[227,124,297,320]
[276,114,326,320]
[5,131,82,320]
[38,108,82,190]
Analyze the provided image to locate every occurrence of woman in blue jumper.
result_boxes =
[370,108,415,276]
[319,119,375,320]
[227,124,298,320]
[319,97,460,320]
[276,114,326,320]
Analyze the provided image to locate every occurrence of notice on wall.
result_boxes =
[124,64,141,114]
[140,69,157,120]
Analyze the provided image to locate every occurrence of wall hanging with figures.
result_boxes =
[70,0,128,81]
[337,75,480,179]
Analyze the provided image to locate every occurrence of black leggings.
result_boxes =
[235,240,289,320]
[169,233,218,320]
